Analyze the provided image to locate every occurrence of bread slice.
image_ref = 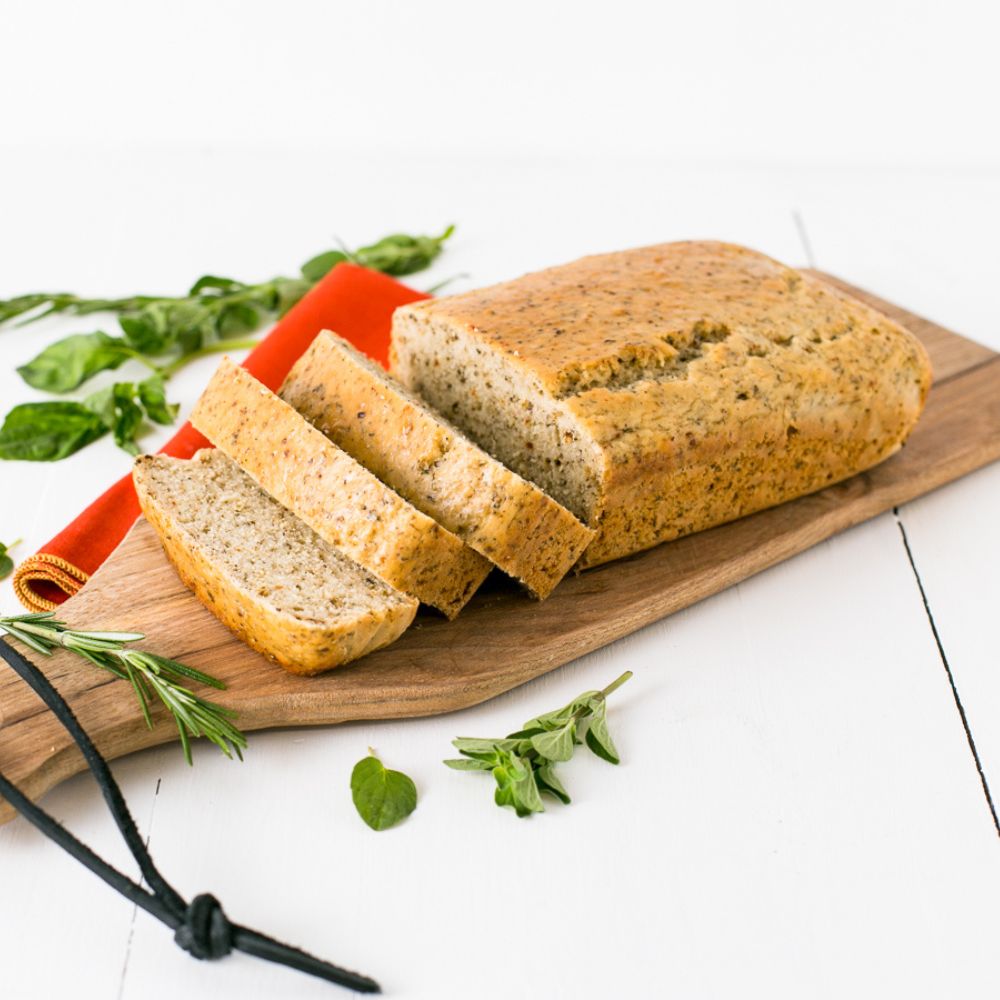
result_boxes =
[133,450,418,674]
[279,331,594,599]
[190,358,490,618]
[391,241,933,567]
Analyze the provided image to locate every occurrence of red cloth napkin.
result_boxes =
[13,263,427,612]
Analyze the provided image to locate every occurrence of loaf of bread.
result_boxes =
[391,241,933,567]
[279,331,594,598]
[190,358,491,617]
[133,450,418,674]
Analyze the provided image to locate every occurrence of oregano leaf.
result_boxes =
[443,757,494,771]
[530,722,577,762]
[536,763,571,804]
[351,751,417,831]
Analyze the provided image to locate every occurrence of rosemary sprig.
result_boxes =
[0,612,246,764]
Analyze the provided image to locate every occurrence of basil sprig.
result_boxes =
[445,670,632,818]
[0,227,454,462]
[351,750,418,831]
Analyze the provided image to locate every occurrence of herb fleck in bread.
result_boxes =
[133,450,417,675]
[279,331,594,599]
[190,358,490,617]
[390,241,933,567]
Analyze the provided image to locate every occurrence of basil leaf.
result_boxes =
[584,700,620,765]
[0,402,106,461]
[350,752,417,831]
[354,226,455,277]
[216,302,261,338]
[137,376,178,425]
[273,277,312,315]
[536,763,571,804]
[300,250,350,282]
[17,331,133,392]
[119,302,178,354]
[0,293,54,325]
[530,722,576,762]
[189,274,243,296]
[85,383,144,455]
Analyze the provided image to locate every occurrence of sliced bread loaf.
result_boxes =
[190,358,490,618]
[133,450,418,675]
[391,241,932,568]
[279,331,594,599]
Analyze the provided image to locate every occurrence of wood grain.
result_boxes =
[2,273,999,824]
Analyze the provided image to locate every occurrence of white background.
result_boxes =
[1,2,999,998]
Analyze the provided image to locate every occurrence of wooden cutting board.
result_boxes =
[2,272,999,824]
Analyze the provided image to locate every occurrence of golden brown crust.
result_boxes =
[394,241,933,565]
[190,359,490,617]
[133,453,418,675]
[280,331,594,598]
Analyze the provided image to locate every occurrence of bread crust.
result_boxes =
[391,241,933,566]
[190,359,490,617]
[280,331,594,598]
[133,453,418,675]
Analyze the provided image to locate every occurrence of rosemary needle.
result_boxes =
[0,612,246,764]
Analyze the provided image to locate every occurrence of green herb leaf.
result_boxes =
[444,671,632,819]
[0,538,19,581]
[137,375,179,425]
[300,250,350,282]
[1,228,453,463]
[583,699,620,764]
[351,751,418,831]
[0,401,106,461]
[443,757,495,771]
[530,722,577,762]
[119,302,182,354]
[216,302,260,338]
[353,226,455,276]
[85,382,144,455]
[0,293,57,325]
[492,750,544,817]
[16,330,134,392]
[188,274,244,296]
[536,762,571,804]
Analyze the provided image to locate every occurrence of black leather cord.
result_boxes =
[0,637,380,994]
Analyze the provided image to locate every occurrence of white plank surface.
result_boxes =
[1,146,999,997]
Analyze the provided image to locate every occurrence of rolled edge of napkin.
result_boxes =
[13,263,428,612]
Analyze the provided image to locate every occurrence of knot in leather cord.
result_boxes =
[0,637,381,993]
[175,893,234,960]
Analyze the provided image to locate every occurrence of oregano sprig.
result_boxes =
[445,670,632,817]
[0,612,246,764]
[0,226,455,461]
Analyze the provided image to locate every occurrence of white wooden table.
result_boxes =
[1,151,998,999]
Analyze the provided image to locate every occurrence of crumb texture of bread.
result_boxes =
[190,358,490,617]
[390,240,933,567]
[279,331,594,599]
[132,450,418,674]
